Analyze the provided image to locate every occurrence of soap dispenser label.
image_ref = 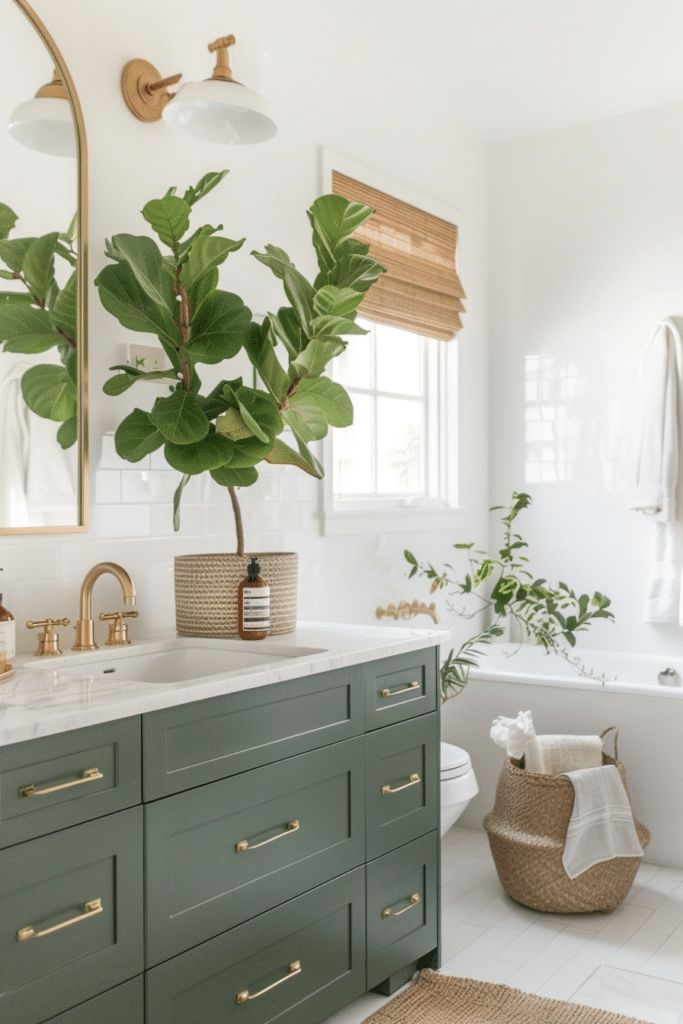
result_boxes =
[0,620,15,660]
[242,587,270,631]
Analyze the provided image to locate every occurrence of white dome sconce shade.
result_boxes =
[8,68,77,158]
[120,35,277,146]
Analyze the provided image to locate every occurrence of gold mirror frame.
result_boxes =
[1,0,88,535]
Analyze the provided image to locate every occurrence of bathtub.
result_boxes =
[443,643,683,868]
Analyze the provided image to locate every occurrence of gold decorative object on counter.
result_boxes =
[26,617,70,656]
[376,600,440,625]
[73,563,136,651]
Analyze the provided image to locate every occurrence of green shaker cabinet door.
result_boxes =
[143,667,363,799]
[366,831,439,990]
[0,807,143,1024]
[364,650,439,731]
[146,868,366,1024]
[44,976,144,1024]
[0,717,141,849]
[365,713,439,860]
[146,737,365,964]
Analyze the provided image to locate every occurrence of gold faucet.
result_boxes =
[376,600,440,625]
[73,563,136,651]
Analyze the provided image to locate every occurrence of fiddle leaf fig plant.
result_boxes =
[95,171,384,553]
[0,202,79,447]
[405,492,615,701]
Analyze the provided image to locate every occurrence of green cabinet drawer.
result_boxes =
[364,650,439,731]
[366,714,439,860]
[366,832,439,990]
[44,976,144,1024]
[146,737,365,965]
[0,718,141,849]
[146,868,366,1024]
[143,667,363,799]
[0,807,143,1024]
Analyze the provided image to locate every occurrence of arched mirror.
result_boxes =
[0,0,87,533]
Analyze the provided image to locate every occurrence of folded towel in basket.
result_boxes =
[525,734,603,775]
[562,765,643,879]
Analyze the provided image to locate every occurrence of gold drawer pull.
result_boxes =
[16,898,103,943]
[380,681,420,698]
[236,819,301,853]
[382,892,421,918]
[236,959,302,1004]
[19,767,104,798]
[381,772,421,796]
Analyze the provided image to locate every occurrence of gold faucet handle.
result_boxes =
[99,610,139,647]
[26,618,70,657]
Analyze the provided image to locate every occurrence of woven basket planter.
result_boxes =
[483,744,650,914]
[174,552,298,638]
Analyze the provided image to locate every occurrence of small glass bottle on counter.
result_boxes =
[238,557,270,640]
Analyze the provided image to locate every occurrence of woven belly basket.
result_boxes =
[483,730,650,914]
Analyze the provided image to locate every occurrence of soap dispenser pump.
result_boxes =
[238,556,270,640]
[0,569,16,666]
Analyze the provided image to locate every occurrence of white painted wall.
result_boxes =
[489,102,683,656]
[1,0,489,652]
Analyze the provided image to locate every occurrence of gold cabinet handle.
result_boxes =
[381,772,421,796]
[235,819,301,853]
[16,898,103,943]
[382,892,421,918]
[380,681,420,698]
[236,960,302,1004]
[19,767,103,798]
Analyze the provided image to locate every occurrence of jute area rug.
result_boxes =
[363,971,652,1024]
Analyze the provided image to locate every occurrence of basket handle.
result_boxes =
[600,726,619,761]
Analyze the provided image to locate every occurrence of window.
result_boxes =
[330,319,452,511]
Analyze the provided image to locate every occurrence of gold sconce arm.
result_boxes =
[121,60,183,122]
[376,600,440,625]
[208,35,237,81]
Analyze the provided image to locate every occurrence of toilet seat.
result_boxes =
[440,742,472,781]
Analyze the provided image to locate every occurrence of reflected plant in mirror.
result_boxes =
[96,169,384,553]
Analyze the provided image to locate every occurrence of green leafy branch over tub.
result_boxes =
[95,170,384,552]
[405,492,614,701]
[0,201,79,448]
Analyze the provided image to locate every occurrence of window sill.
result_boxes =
[321,504,465,536]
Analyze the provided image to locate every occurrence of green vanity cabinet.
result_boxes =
[0,644,440,1023]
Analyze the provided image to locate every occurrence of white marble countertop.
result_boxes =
[0,622,448,747]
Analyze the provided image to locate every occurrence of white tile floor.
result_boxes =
[325,826,683,1024]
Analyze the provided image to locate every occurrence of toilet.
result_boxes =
[440,742,479,836]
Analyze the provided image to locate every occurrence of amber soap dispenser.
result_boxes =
[238,556,270,640]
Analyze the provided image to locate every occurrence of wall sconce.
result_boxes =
[121,35,277,145]
[8,68,76,158]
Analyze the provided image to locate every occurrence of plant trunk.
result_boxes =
[228,486,245,556]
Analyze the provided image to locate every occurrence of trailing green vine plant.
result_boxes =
[405,492,614,701]
[0,202,79,447]
[95,170,384,554]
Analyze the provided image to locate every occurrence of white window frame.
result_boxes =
[320,149,465,535]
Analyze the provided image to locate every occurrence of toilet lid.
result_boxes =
[441,742,471,777]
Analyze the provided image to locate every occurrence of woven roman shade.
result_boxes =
[332,170,466,340]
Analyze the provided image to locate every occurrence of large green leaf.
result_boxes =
[0,300,58,353]
[180,231,244,293]
[252,245,314,334]
[103,364,177,396]
[269,307,303,357]
[292,336,346,378]
[164,432,235,475]
[57,415,78,449]
[188,290,251,364]
[105,234,176,311]
[142,196,191,248]
[149,390,210,445]
[329,253,384,294]
[0,236,36,272]
[115,408,164,462]
[211,465,258,487]
[51,270,77,340]
[182,170,229,207]
[21,364,77,421]
[173,474,192,531]
[0,203,17,240]
[308,195,374,271]
[220,384,282,444]
[245,320,289,400]
[23,233,59,303]
[312,285,364,318]
[95,262,179,360]
[282,376,353,441]
[266,437,323,478]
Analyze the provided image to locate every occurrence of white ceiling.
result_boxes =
[324,0,683,140]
